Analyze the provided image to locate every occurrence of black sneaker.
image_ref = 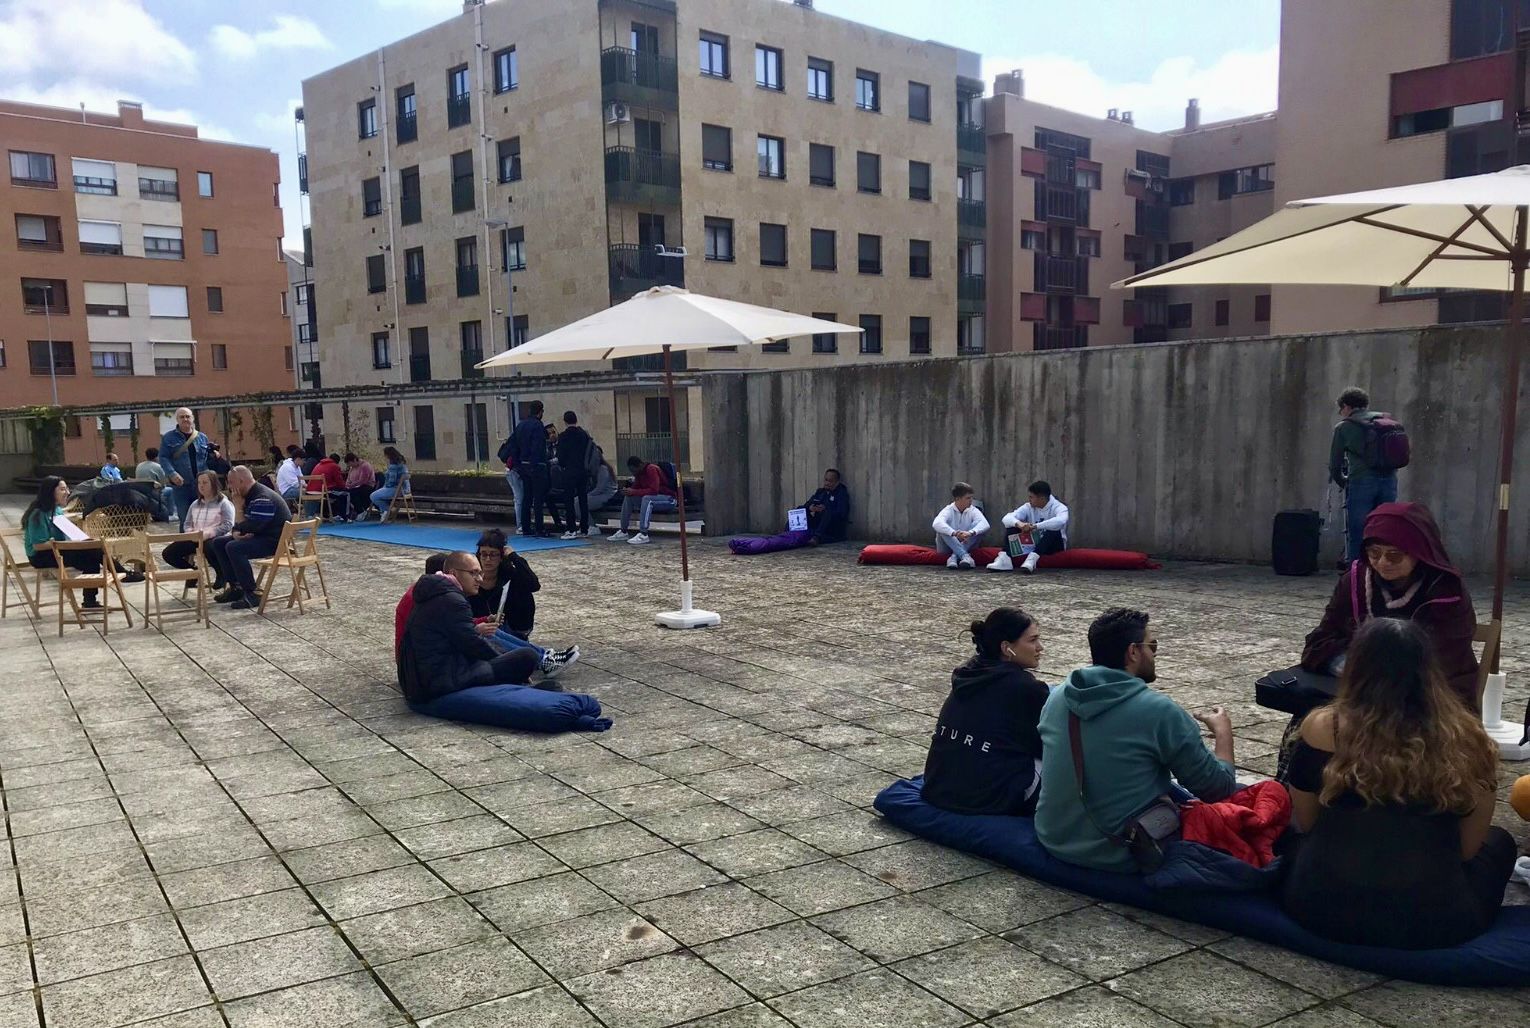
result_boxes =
[230,593,262,610]
[214,588,244,604]
[82,595,102,610]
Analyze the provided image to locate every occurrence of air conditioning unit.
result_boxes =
[1124,168,1150,182]
[1148,177,1165,193]
[654,245,688,257]
[606,101,631,124]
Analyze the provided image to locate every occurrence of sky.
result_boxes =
[0,0,1280,248]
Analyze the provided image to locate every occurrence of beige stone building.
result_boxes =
[300,0,982,471]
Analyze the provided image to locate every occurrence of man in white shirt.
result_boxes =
[275,445,304,505]
[932,482,990,569]
[989,480,1070,574]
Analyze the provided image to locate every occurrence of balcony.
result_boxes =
[446,94,471,129]
[1035,254,1088,293]
[409,354,432,383]
[1045,154,1075,185]
[957,198,986,238]
[609,243,684,300]
[1037,186,1085,223]
[958,273,986,315]
[460,349,485,379]
[1136,202,1170,239]
[1034,324,1087,350]
[72,176,117,195]
[616,431,690,471]
[600,46,679,111]
[297,323,318,345]
[397,113,417,144]
[404,275,426,305]
[456,265,480,297]
[297,154,308,194]
[299,362,321,387]
[604,146,680,205]
[139,178,179,201]
[957,121,986,164]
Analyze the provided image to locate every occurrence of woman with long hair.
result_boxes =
[163,471,235,586]
[362,446,410,523]
[1282,618,1514,949]
[921,607,1050,816]
[20,476,144,608]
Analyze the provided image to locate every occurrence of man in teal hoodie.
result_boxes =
[1034,608,1237,873]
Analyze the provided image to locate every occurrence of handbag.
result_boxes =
[1068,711,1182,873]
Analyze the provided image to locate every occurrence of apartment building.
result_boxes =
[985,73,1276,351]
[0,99,291,463]
[300,0,982,471]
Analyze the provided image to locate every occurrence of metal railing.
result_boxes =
[409,354,431,383]
[600,46,679,94]
[1034,325,1087,350]
[604,147,680,190]
[957,198,985,230]
[298,323,318,345]
[144,238,183,259]
[957,122,986,157]
[404,276,426,305]
[1036,254,1086,293]
[1136,203,1170,239]
[958,274,986,302]
[452,177,474,213]
[401,194,421,224]
[1038,187,1079,222]
[73,176,117,195]
[396,113,417,144]
[446,94,471,128]
[138,178,178,201]
[1045,154,1074,185]
[616,431,690,472]
[460,350,484,379]
[608,244,684,299]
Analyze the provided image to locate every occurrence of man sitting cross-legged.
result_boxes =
[933,482,989,569]
[989,479,1070,574]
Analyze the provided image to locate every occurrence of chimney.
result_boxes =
[117,100,144,129]
[993,69,1024,97]
[1121,110,1134,125]
[461,0,482,11]
[1107,108,1119,120]
[1185,98,1201,130]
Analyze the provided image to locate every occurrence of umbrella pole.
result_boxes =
[654,343,720,629]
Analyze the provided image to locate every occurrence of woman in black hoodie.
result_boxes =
[922,607,1051,816]
[469,528,540,639]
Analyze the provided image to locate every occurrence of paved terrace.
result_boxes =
[0,496,1526,1028]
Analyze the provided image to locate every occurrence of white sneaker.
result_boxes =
[628,532,652,545]
[608,531,630,542]
[587,526,603,537]
[987,552,1014,572]
[946,554,959,569]
[560,531,579,540]
[1021,552,1041,574]
[959,555,977,569]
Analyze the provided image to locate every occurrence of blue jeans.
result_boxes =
[619,495,677,532]
[935,533,978,559]
[171,483,196,529]
[371,485,403,513]
[505,469,524,529]
[489,629,544,662]
[1344,475,1397,561]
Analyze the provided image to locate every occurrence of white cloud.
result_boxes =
[0,80,234,142]
[252,98,305,137]
[0,0,195,85]
[981,46,1278,132]
[210,15,331,60]
[374,0,464,10]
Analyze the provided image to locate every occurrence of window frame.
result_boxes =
[907,80,932,122]
[206,286,224,313]
[701,124,732,171]
[810,228,836,271]
[909,316,932,355]
[201,228,219,255]
[807,57,833,102]
[811,312,838,353]
[855,69,880,112]
[908,160,932,201]
[858,314,883,354]
[699,31,730,79]
[755,44,783,91]
[502,226,527,272]
[856,151,882,194]
[497,137,522,183]
[857,233,882,275]
[197,171,214,197]
[493,46,518,93]
[363,176,382,217]
[372,332,392,369]
[366,253,387,295]
[757,134,785,179]
[10,150,57,187]
[759,222,788,268]
[357,98,379,139]
[809,143,835,187]
[703,217,735,262]
[908,238,932,279]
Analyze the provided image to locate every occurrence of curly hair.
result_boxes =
[1321,618,1497,814]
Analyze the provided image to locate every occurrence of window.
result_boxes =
[461,320,483,364]
[908,160,931,201]
[396,84,417,144]
[807,57,833,101]
[1077,232,1102,258]
[811,312,837,353]
[1075,166,1102,190]
[759,222,787,267]
[78,220,123,255]
[858,233,882,274]
[859,315,883,354]
[1166,241,1193,262]
[414,405,436,460]
[377,407,396,443]
[502,226,526,271]
[285,346,294,371]
[1021,228,1044,251]
[856,69,879,111]
[762,338,789,354]
[207,286,223,312]
[796,145,832,191]
[1167,302,1193,329]
[1218,164,1274,199]
[280,290,288,316]
[404,247,426,304]
[497,137,522,182]
[197,171,214,197]
[456,236,479,297]
[910,316,931,355]
[400,166,421,225]
[29,340,74,376]
[91,349,132,377]
[1214,299,1230,326]
[699,31,729,78]
[372,332,392,369]
[85,281,128,317]
[16,214,61,250]
[755,45,783,90]
[702,124,732,171]
[148,285,189,318]
[22,278,68,314]
[958,316,985,355]
[144,225,183,259]
[358,99,378,138]
[362,176,382,217]
[295,283,313,307]
[71,158,116,195]
[511,314,528,348]
[1168,178,1195,206]
[757,135,784,179]
[810,228,836,271]
[493,46,518,93]
[202,228,219,255]
[909,239,932,278]
[447,65,471,127]
[1254,293,1271,322]
[908,81,931,122]
[366,253,387,294]
[211,344,227,369]
[704,217,734,262]
[451,150,475,213]
[9,150,56,187]
[856,151,881,194]
[1393,99,1504,138]
[409,328,431,382]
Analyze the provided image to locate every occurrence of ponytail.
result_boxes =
[966,606,1035,660]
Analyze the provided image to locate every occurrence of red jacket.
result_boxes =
[394,587,415,660]
[1180,781,1291,868]
[627,462,677,498]
[313,458,347,493]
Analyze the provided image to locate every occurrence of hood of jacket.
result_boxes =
[951,656,1041,695]
[1061,665,1149,720]
[1362,502,1460,578]
[411,572,463,607]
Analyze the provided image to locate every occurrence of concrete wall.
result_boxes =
[704,325,1530,572]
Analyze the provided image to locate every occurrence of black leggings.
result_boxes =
[30,549,102,602]
[161,540,206,573]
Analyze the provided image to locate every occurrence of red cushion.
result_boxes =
[858,544,1159,570]
[858,544,949,566]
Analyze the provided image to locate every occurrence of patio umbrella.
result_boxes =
[1114,165,1530,756]
[478,285,861,629]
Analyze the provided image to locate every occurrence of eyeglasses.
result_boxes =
[1134,639,1159,653]
[476,549,501,560]
[1365,546,1409,565]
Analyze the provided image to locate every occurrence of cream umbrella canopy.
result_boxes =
[1115,166,1530,755]
[478,286,862,628]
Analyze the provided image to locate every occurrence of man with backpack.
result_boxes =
[610,456,679,545]
[554,411,597,540]
[508,401,550,537]
[1329,387,1408,562]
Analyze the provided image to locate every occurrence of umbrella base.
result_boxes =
[655,579,721,629]
[1481,673,1530,761]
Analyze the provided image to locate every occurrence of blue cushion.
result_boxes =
[410,684,611,734]
[875,777,1530,987]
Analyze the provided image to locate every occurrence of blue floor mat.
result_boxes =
[318,521,585,554]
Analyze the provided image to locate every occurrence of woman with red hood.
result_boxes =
[1301,501,1478,707]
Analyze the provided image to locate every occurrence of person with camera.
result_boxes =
[1034,608,1236,873]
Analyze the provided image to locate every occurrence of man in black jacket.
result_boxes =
[210,466,292,610]
[398,551,541,710]
[554,410,594,539]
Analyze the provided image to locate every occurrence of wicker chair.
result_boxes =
[81,506,152,573]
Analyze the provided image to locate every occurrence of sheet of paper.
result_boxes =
[52,514,89,542]
[787,507,808,532]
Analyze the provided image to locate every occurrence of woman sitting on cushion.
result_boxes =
[1301,501,1477,708]
[921,607,1050,816]
[1282,618,1513,949]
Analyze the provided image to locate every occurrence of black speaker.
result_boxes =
[1272,509,1321,576]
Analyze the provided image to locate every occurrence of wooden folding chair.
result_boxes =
[142,533,208,631]
[390,488,417,523]
[47,540,132,636]
[1473,620,1502,714]
[1,533,46,619]
[251,519,331,614]
[299,476,331,521]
